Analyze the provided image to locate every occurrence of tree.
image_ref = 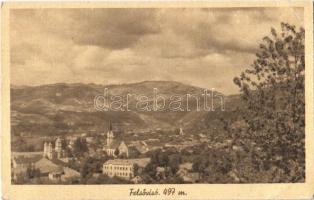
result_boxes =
[80,157,103,183]
[72,137,88,157]
[192,155,209,173]
[114,149,120,157]
[25,164,39,179]
[14,173,30,184]
[168,154,181,174]
[233,22,305,182]
[132,164,139,176]
[143,162,157,177]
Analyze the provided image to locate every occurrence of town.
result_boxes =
[11,120,241,184]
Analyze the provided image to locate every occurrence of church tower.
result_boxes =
[55,137,63,158]
[47,142,55,160]
[43,142,48,157]
[179,127,184,135]
[106,121,114,146]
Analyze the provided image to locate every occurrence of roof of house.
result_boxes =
[35,157,63,174]
[12,166,28,175]
[13,155,42,165]
[62,167,80,179]
[145,140,163,146]
[131,176,143,183]
[128,146,140,155]
[12,151,42,157]
[50,158,67,167]
[104,158,151,168]
[49,171,63,175]
[182,172,200,182]
[179,162,193,170]
[105,140,122,149]
[129,142,149,154]
[156,167,165,172]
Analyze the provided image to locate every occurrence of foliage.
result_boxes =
[25,165,40,179]
[85,174,132,184]
[233,22,305,182]
[80,156,108,183]
[72,137,88,157]
[140,149,183,183]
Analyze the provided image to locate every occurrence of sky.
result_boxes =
[10,7,303,94]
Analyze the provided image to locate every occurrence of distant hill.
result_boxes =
[10,81,243,137]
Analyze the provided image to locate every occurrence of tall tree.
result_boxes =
[72,137,88,157]
[233,23,305,182]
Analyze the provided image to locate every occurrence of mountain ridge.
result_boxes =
[10,81,242,138]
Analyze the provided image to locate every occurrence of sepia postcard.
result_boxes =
[1,1,314,200]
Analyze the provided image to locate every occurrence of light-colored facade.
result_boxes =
[43,142,56,159]
[103,121,131,157]
[43,137,66,159]
[48,171,63,181]
[102,158,150,179]
[55,137,63,158]
[103,161,134,179]
[118,142,129,157]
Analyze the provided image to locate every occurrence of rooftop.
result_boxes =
[179,162,193,170]
[182,172,200,182]
[35,157,63,174]
[105,140,122,149]
[12,151,42,157]
[13,155,42,164]
[104,158,151,168]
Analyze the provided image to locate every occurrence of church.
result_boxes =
[43,137,67,160]
[103,121,134,158]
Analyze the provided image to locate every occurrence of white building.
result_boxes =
[102,158,151,179]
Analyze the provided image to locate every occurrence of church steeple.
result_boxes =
[106,120,114,146]
[108,120,112,132]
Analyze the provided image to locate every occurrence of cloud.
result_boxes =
[10,7,304,94]
[157,7,303,56]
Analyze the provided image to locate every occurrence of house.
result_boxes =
[131,175,143,184]
[67,137,77,149]
[144,140,164,151]
[129,141,149,154]
[176,162,199,183]
[102,158,151,179]
[58,157,73,164]
[12,155,42,169]
[179,162,193,170]
[85,136,94,144]
[48,170,63,181]
[11,155,42,181]
[104,140,132,157]
[181,172,200,183]
[177,163,193,178]
[34,157,63,176]
[156,167,166,179]
[92,172,102,178]
[32,157,79,182]
[228,170,240,183]
[232,145,244,151]
[61,167,80,181]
